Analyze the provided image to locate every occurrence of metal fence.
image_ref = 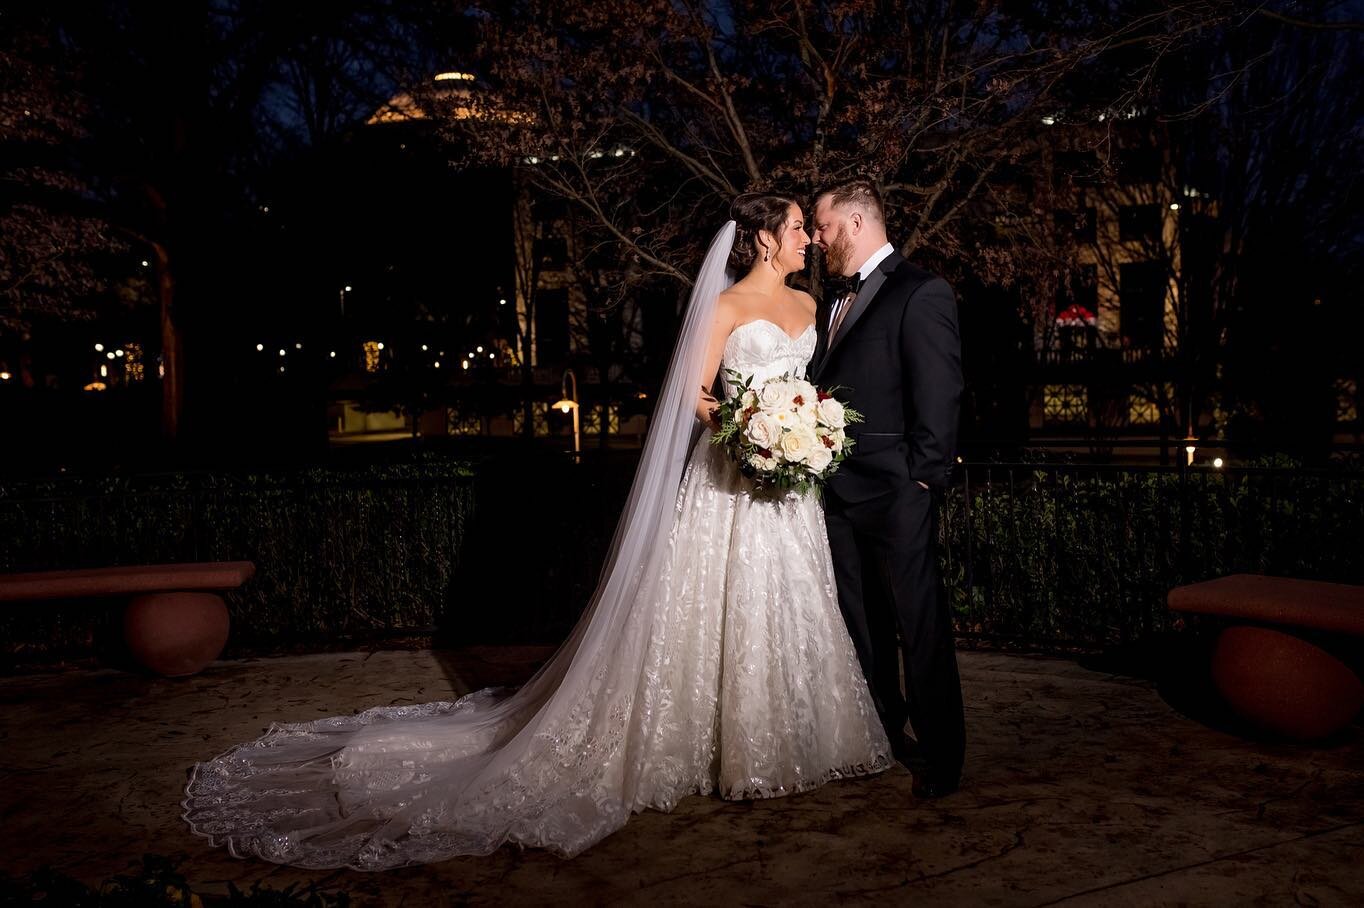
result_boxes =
[0,468,475,662]
[942,461,1364,649]
[2,455,1361,662]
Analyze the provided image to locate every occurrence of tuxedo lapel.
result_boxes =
[812,285,834,368]
[813,251,903,378]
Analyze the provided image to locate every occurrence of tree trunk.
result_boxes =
[520,356,535,438]
[153,241,182,442]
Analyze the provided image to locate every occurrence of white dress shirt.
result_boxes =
[829,242,896,333]
[855,242,896,283]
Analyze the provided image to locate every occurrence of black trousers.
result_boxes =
[824,481,965,785]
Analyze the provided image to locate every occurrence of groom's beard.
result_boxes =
[824,226,855,277]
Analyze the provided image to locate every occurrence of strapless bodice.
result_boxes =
[721,319,817,394]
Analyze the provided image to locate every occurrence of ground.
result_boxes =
[1,647,1360,906]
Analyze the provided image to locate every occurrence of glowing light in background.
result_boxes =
[362,341,382,372]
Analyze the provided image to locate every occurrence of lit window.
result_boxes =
[582,404,621,435]
[1128,396,1160,426]
[1043,385,1087,424]
[362,341,383,373]
[512,403,551,437]
[445,408,482,436]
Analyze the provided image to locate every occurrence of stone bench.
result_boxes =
[0,562,255,677]
[1168,574,1364,740]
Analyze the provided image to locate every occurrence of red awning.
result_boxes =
[1056,304,1097,327]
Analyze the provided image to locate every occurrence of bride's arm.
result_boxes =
[695,297,738,425]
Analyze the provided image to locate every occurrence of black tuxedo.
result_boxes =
[811,250,966,787]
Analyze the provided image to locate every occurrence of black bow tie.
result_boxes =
[827,273,865,297]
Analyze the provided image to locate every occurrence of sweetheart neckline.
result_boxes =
[730,318,817,343]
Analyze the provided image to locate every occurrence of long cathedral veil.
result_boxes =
[183,221,739,869]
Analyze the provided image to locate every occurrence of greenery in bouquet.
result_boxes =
[709,369,862,496]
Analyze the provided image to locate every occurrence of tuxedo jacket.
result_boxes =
[810,251,963,504]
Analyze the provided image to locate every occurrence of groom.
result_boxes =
[810,179,966,798]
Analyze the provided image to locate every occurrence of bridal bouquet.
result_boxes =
[709,370,862,495]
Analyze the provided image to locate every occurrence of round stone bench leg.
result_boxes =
[122,592,230,677]
[1210,624,1364,741]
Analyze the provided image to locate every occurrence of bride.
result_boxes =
[183,193,890,869]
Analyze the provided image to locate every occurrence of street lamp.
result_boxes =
[553,368,581,462]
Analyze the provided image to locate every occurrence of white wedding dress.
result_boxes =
[183,229,889,870]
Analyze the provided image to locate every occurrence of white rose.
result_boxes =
[740,389,758,410]
[745,412,779,449]
[757,380,787,410]
[793,379,818,403]
[817,397,846,429]
[805,444,834,473]
[748,452,778,472]
[778,426,817,463]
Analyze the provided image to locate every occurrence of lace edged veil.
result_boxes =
[182,221,739,868]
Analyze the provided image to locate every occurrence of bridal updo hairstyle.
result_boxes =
[729,192,797,271]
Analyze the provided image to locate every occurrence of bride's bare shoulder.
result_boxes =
[717,285,758,320]
[787,287,817,317]
[718,285,757,305]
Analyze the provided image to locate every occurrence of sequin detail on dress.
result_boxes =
[182,318,889,869]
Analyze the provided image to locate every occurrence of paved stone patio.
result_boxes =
[1,647,1360,906]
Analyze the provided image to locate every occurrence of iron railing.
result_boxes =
[943,460,1364,649]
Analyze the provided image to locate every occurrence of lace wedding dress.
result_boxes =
[183,227,890,870]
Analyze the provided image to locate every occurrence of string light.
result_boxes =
[256,343,264,352]
[94,343,104,352]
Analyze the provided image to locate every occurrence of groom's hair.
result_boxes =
[817,179,885,226]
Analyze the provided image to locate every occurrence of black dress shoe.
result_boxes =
[911,776,959,800]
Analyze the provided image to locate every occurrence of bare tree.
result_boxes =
[444,0,1263,305]
[0,21,132,334]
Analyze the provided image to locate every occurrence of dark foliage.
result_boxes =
[0,459,473,665]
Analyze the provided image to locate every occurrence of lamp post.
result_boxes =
[553,368,580,462]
